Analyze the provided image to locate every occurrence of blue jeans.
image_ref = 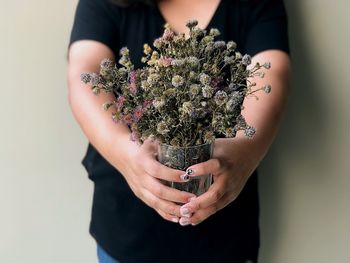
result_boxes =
[97,245,120,263]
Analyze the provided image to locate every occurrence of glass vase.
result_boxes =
[157,142,214,196]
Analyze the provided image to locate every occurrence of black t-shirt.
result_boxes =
[69,0,289,262]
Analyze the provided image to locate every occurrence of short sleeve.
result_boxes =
[68,0,119,51]
[244,0,289,56]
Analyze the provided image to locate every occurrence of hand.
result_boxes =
[119,138,196,223]
[176,50,290,226]
[177,137,260,226]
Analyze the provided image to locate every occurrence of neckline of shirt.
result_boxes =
[154,0,224,35]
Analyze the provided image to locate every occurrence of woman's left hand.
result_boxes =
[178,137,261,226]
[177,50,290,226]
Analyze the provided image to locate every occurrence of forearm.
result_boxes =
[67,41,138,171]
[243,50,290,155]
[230,50,291,167]
[69,81,137,168]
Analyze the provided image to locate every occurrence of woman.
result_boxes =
[67,0,290,262]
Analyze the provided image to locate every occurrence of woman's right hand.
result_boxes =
[68,40,193,223]
[118,138,196,223]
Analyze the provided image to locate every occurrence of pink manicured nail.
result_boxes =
[179,217,190,226]
[180,207,191,217]
[171,217,179,223]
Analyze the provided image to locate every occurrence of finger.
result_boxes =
[185,158,223,178]
[139,139,191,182]
[156,209,180,224]
[141,156,188,183]
[147,177,196,204]
[180,174,226,213]
[188,194,231,226]
[141,188,182,217]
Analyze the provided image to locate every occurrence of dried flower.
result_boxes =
[189,84,200,96]
[115,96,126,110]
[263,62,271,69]
[81,73,91,84]
[212,113,225,129]
[153,37,164,49]
[209,28,220,37]
[204,131,215,143]
[147,73,160,86]
[228,83,240,91]
[120,47,129,56]
[186,19,198,29]
[181,101,194,115]
[158,57,172,67]
[264,84,272,93]
[133,106,144,122]
[129,71,138,95]
[186,56,200,68]
[122,114,133,125]
[242,54,252,66]
[163,88,176,97]
[170,137,181,147]
[100,58,113,68]
[143,44,152,55]
[226,41,237,50]
[141,80,150,91]
[214,90,228,106]
[202,36,214,45]
[213,41,226,49]
[224,127,236,138]
[172,75,184,87]
[199,73,211,85]
[244,126,256,138]
[202,85,214,98]
[171,59,185,67]
[153,97,166,109]
[90,73,99,86]
[224,56,235,65]
[162,29,174,41]
[102,102,114,111]
[226,91,244,111]
[157,121,170,135]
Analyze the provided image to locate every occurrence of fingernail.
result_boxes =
[180,207,191,217]
[180,174,190,181]
[179,217,190,226]
[186,168,195,176]
[171,217,179,223]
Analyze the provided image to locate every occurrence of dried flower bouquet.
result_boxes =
[81,20,271,194]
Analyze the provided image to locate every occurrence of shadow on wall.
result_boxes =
[258,0,328,262]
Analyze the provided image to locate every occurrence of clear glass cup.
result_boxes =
[157,142,214,196]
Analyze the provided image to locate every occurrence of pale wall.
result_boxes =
[0,0,349,262]
[258,0,350,262]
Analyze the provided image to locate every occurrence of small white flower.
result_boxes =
[172,75,184,87]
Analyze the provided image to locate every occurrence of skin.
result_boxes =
[67,0,290,225]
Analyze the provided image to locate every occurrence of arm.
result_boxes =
[68,41,133,170]
[67,40,196,223]
[178,50,291,225]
